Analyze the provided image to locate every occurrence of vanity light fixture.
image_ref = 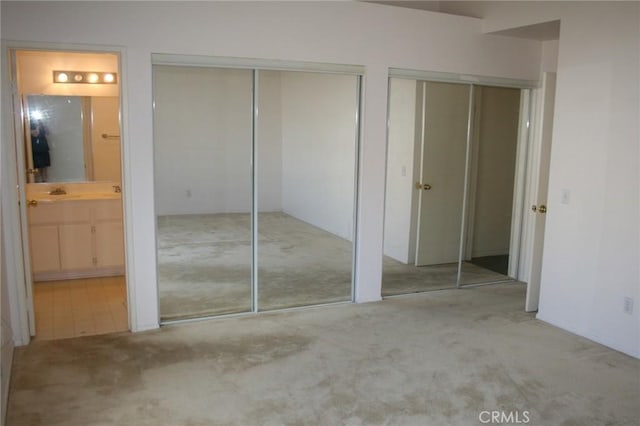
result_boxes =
[53,70,117,84]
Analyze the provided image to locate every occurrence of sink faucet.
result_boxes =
[48,187,67,195]
[113,185,121,193]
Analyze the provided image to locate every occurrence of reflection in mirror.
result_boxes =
[23,95,121,183]
[257,70,357,311]
[153,64,359,320]
[382,79,469,296]
[154,65,253,320]
[459,85,521,285]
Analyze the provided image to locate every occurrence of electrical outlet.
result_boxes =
[623,297,634,315]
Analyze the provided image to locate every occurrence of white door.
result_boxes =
[415,82,470,266]
[525,72,556,312]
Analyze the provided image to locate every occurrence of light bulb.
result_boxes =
[56,72,68,83]
[103,73,115,83]
[88,73,99,83]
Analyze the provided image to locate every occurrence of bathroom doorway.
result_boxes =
[11,49,129,340]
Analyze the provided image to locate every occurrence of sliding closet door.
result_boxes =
[153,65,253,320]
[459,85,521,285]
[256,70,358,310]
[382,79,469,295]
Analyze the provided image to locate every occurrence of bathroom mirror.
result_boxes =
[23,95,121,183]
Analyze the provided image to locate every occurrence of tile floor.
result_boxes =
[33,276,128,340]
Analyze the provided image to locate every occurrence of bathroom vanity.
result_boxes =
[26,184,124,281]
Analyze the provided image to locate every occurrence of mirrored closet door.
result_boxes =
[153,62,360,321]
[154,65,253,320]
[382,77,526,296]
[257,70,358,311]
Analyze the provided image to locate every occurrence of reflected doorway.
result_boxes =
[382,78,526,296]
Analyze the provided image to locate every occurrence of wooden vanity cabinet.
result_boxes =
[27,199,124,280]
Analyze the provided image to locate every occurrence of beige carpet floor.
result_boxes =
[7,283,639,425]
[157,212,352,320]
[157,212,513,321]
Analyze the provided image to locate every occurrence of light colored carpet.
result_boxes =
[7,283,639,425]
[157,212,352,320]
[381,259,511,296]
[157,212,513,320]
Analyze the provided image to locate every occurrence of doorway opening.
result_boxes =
[382,77,531,296]
[10,49,128,340]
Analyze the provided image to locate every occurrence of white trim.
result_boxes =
[389,68,537,89]
[251,69,259,313]
[351,75,363,303]
[152,53,365,76]
[456,85,475,287]
[508,89,533,278]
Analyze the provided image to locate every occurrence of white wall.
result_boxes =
[1,1,542,335]
[280,71,358,241]
[154,66,256,215]
[383,78,417,263]
[16,50,118,97]
[481,2,640,358]
[258,71,283,213]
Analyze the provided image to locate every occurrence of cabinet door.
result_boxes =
[59,224,94,270]
[95,221,124,268]
[29,225,61,273]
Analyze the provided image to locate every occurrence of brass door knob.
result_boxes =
[27,199,38,207]
[538,205,547,214]
[423,184,432,190]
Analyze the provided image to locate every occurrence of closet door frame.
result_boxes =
[152,54,364,322]
[387,68,536,290]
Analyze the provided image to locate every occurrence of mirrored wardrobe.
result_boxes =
[382,76,527,296]
[153,61,359,321]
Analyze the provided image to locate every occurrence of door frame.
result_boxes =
[1,41,133,345]
[522,72,557,311]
